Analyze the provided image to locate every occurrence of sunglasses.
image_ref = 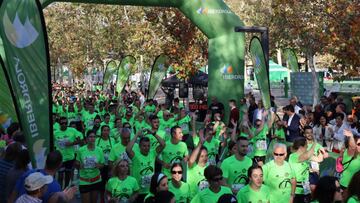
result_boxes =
[171,170,182,175]
[357,143,360,146]
[274,153,285,157]
[212,176,223,182]
[60,122,67,125]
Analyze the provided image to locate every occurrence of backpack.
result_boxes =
[334,155,354,178]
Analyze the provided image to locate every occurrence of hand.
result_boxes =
[163,162,171,169]
[63,186,77,201]
[344,129,353,137]
[231,119,237,128]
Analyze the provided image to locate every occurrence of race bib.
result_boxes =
[87,120,94,128]
[118,197,128,203]
[232,184,245,193]
[310,161,319,171]
[57,138,69,149]
[84,156,97,169]
[256,140,267,151]
[247,144,254,155]
[302,181,311,195]
[207,158,216,166]
[141,174,153,188]
[181,123,189,133]
[198,180,209,191]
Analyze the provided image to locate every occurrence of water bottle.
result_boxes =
[72,169,80,199]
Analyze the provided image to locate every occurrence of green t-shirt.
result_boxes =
[130,149,157,194]
[81,111,98,129]
[161,141,189,177]
[122,116,135,127]
[220,155,252,193]
[203,138,220,165]
[54,127,79,161]
[134,120,146,133]
[110,128,121,143]
[169,181,191,203]
[307,142,323,172]
[191,186,232,203]
[159,118,177,140]
[143,129,166,147]
[105,176,139,201]
[289,152,310,194]
[177,115,191,135]
[144,105,156,113]
[187,163,208,198]
[236,184,270,203]
[262,160,295,203]
[95,137,116,165]
[275,128,286,140]
[108,142,139,163]
[340,150,360,188]
[347,196,360,203]
[76,145,105,185]
[53,122,60,133]
[250,125,268,157]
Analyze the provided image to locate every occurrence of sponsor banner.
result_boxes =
[249,36,271,110]
[147,54,168,99]
[284,48,299,72]
[0,57,18,129]
[116,55,136,94]
[102,60,118,91]
[0,0,50,168]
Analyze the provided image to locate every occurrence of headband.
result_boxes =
[157,173,165,184]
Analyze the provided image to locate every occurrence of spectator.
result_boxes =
[312,176,343,203]
[0,142,22,203]
[228,99,239,129]
[15,172,53,203]
[283,105,301,142]
[346,170,360,203]
[209,97,224,119]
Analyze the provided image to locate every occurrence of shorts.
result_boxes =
[79,181,103,194]
[293,194,311,203]
[309,172,319,185]
[59,159,75,172]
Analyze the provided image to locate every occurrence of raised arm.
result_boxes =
[188,129,205,168]
[126,130,141,159]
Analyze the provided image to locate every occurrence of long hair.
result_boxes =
[313,176,338,203]
[347,170,360,202]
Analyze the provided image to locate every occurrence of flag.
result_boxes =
[0,57,18,129]
[249,36,271,110]
[116,55,136,94]
[0,0,51,168]
[147,54,168,99]
[102,60,118,91]
[284,48,299,72]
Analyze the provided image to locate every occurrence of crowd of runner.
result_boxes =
[0,83,360,203]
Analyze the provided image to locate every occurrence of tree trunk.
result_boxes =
[307,52,319,109]
[277,49,282,65]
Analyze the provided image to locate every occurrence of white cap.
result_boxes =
[24,172,53,191]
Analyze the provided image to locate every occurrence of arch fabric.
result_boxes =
[41,0,246,123]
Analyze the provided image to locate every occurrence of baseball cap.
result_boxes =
[24,172,53,191]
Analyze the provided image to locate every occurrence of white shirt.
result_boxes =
[15,194,42,203]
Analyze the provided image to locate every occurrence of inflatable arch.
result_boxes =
[42,0,246,118]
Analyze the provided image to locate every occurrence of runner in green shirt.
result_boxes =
[340,130,360,189]
[108,128,137,170]
[75,130,105,203]
[126,129,165,200]
[169,163,190,203]
[191,165,232,203]
[188,129,209,198]
[289,135,316,202]
[236,165,270,203]
[143,115,166,147]
[177,109,192,138]
[262,143,296,203]
[159,111,177,140]
[105,159,139,202]
[220,136,252,194]
[54,117,82,188]
[160,126,189,178]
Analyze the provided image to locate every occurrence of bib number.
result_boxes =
[256,140,267,151]
[198,180,209,191]
[310,161,319,171]
[232,184,245,193]
[57,138,69,149]
[141,174,153,188]
[84,156,97,169]
[302,181,311,195]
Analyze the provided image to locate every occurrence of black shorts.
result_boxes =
[309,172,319,185]
[59,159,75,172]
[79,181,103,194]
